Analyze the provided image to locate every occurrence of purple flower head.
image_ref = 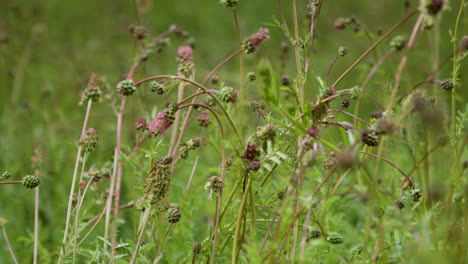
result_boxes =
[135,117,148,131]
[177,45,193,61]
[149,110,175,137]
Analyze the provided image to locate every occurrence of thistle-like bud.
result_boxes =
[23,175,40,189]
[117,79,137,96]
[79,128,99,152]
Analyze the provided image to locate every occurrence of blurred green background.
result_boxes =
[0,0,465,262]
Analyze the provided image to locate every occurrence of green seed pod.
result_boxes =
[116,79,137,96]
[327,232,344,244]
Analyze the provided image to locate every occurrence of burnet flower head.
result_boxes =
[242,28,270,54]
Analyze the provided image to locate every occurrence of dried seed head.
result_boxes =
[219,0,237,8]
[210,75,220,85]
[197,111,211,127]
[23,175,40,189]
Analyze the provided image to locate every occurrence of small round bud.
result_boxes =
[390,35,406,51]
[327,232,344,244]
[23,175,40,189]
[460,36,468,51]
[280,75,290,86]
[396,200,405,209]
[307,229,321,241]
[338,46,348,56]
[206,176,224,194]
[210,75,220,85]
[219,0,237,8]
[362,130,379,147]
[117,79,136,96]
[135,117,148,131]
[307,125,320,139]
[192,241,202,255]
[340,98,350,108]
[247,160,261,172]
[1,171,11,181]
[247,72,256,81]
[149,81,166,95]
[219,86,238,103]
[426,0,444,15]
[79,128,99,152]
[166,205,181,224]
[439,79,454,91]
[197,111,211,127]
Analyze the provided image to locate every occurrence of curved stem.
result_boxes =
[332,10,418,88]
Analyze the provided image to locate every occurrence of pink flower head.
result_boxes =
[242,28,270,54]
[149,110,174,137]
[177,45,193,61]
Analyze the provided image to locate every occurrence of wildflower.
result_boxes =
[390,35,406,51]
[79,128,99,152]
[166,205,181,224]
[149,109,175,137]
[338,46,348,56]
[192,242,202,255]
[219,86,238,103]
[247,160,261,172]
[144,156,173,204]
[307,125,320,139]
[177,45,193,61]
[197,111,211,127]
[205,176,224,195]
[396,200,405,209]
[149,81,166,95]
[439,79,454,91]
[327,232,344,244]
[80,73,102,105]
[219,0,237,8]
[362,130,379,147]
[116,79,137,96]
[210,75,220,85]
[135,117,148,131]
[340,98,350,108]
[426,0,444,15]
[23,175,40,189]
[247,72,256,81]
[243,143,260,161]
[307,229,321,241]
[0,171,11,181]
[242,28,270,54]
[128,24,147,40]
[280,75,290,86]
